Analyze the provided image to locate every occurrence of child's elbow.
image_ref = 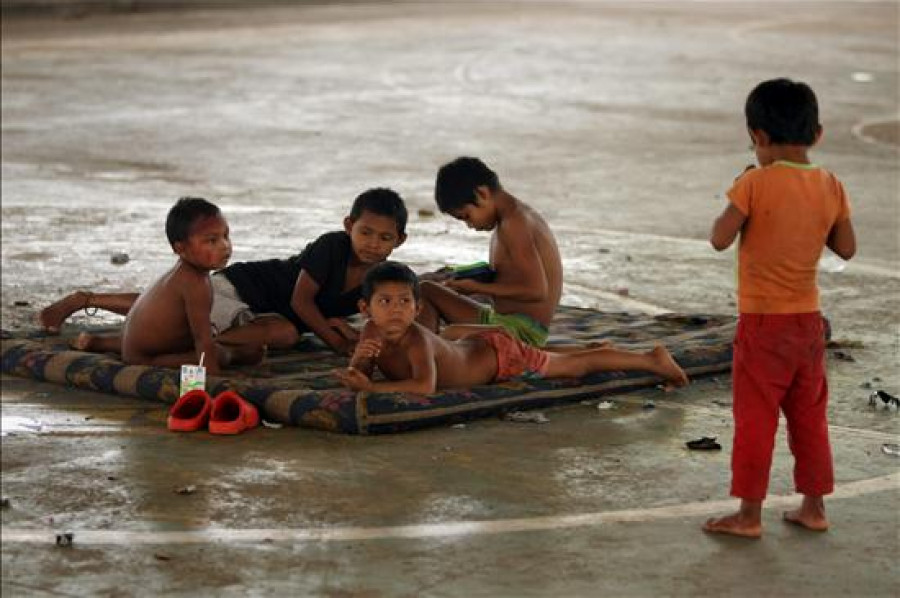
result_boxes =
[709,237,729,252]
[834,245,856,261]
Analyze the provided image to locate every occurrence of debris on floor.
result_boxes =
[174,485,196,495]
[597,400,616,410]
[686,437,722,451]
[110,252,130,265]
[869,390,899,410]
[827,338,864,349]
[1,497,9,508]
[642,400,656,410]
[832,350,855,362]
[55,532,74,547]
[504,411,549,424]
[881,443,900,457]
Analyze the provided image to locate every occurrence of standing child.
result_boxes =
[703,79,856,538]
[334,262,688,395]
[120,197,261,374]
[39,188,408,356]
[417,157,562,347]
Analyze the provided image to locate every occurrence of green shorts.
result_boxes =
[478,306,549,347]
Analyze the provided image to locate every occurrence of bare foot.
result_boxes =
[703,513,762,539]
[783,497,829,531]
[38,291,90,334]
[649,345,689,389]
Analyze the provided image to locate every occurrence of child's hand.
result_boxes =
[333,366,373,392]
[327,317,360,342]
[352,338,383,361]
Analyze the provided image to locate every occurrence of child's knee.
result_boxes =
[266,320,300,347]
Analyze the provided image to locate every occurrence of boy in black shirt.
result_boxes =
[217,188,407,354]
[40,188,407,356]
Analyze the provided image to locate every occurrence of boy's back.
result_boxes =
[489,196,562,326]
[730,163,851,313]
[123,263,210,361]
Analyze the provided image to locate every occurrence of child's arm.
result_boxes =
[710,204,747,251]
[290,270,354,354]
[826,218,856,260]
[447,216,547,301]
[336,334,438,395]
[183,275,220,374]
[347,320,382,376]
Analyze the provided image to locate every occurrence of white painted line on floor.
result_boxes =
[851,115,900,150]
[3,472,897,546]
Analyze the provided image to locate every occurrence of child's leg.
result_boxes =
[39,291,139,334]
[136,344,264,370]
[72,333,122,354]
[216,316,299,350]
[543,344,688,388]
[782,315,832,531]
[417,281,485,332]
[703,314,793,538]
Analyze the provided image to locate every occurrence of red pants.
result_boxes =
[730,312,834,500]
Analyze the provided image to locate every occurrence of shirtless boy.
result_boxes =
[39,188,408,356]
[120,197,260,374]
[334,262,688,395]
[417,157,562,347]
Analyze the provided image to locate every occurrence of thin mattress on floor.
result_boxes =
[1,306,735,434]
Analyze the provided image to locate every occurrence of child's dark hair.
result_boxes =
[165,197,221,246]
[362,261,420,302]
[745,78,820,145]
[435,157,500,213]
[349,188,408,236]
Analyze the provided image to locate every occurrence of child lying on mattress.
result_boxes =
[120,197,262,374]
[333,261,689,394]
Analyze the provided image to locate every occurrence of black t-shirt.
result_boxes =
[220,231,361,331]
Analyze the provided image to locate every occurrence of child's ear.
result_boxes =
[813,125,824,146]
[749,128,770,147]
[474,186,491,204]
[172,241,186,257]
[358,299,369,316]
[394,232,407,248]
[343,217,355,235]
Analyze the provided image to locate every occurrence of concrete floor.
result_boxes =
[2,2,899,596]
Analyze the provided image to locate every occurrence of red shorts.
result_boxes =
[477,330,550,381]
[730,312,833,500]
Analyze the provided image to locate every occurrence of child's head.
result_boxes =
[165,197,231,271]
[344,188,408,265]
[359,261,420,337]
[745,79,821,161]
[434,157,501,231]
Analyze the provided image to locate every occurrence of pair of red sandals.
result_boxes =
[167,389,259,434]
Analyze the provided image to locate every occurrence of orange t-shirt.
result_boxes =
[727,161,851,314]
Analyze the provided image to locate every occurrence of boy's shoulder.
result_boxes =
[167,261,212,292]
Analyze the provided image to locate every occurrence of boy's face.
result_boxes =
[360,281,420,340]
[447,188,496,232]
[344,210,405,265]
[175,213,232,271]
